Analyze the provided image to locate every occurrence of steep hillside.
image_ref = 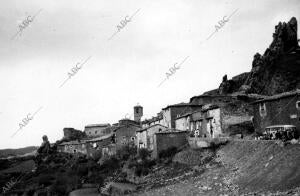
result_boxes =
[138,140,300,196]
[217,140,300,193]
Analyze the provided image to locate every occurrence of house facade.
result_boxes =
[57,134,115,158]
[175,113,191,131]
[175,100,254,138]
[136,124,168,150]
[57,140,87,154]
[252,90,300,134]
[162,103,203,129]
[113,123,141,149]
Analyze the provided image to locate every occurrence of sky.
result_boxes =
[0,0,299,149]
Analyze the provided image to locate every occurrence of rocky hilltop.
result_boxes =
[218,17,300,95]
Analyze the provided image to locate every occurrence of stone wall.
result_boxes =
[153,131,188,158]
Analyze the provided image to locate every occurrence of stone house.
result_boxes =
[113,120,141,149]
[136,124,168,150]
[84,134,115,158]
[175,113,191,131]
[162,103,203,129]
[175,99,255,138]
[142,113,164,129]
[198,105,222,138]
[57,134,115,158]
[57,140,88,154]
[84,124,111,138]
[252,89,300,134]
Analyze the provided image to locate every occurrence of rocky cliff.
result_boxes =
[218,17,300,95]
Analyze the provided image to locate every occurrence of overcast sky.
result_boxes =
[0,0,299,149]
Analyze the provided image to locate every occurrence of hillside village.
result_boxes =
[55,17,300,160]
[1,17,300,196]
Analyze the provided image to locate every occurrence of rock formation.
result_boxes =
[218,17,300,95]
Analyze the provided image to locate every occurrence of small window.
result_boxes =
[158,128,162,132]
[259,102,267,117]
[131,137,135,141]
[296,101,300,109]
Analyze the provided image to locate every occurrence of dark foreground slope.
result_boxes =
[217,140,300,193]
[138,140,300,196]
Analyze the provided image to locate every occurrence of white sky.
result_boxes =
[0,0,299,149]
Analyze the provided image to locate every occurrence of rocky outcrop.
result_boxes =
[63,128,86,141]
[218,17,300,95]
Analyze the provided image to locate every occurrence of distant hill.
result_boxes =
[0,146,38,159]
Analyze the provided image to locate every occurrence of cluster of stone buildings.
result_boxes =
[57,89,300,158]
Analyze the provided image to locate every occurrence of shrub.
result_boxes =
[138,148,150,161]
[134,165,149,177]
[38,174,54,186]
[87,172,104,185]
[76,164,88,177]
[50,183,68,196]
[91,150,102,161]
[99,157,120,174]
[50,175,80,196]
[159,147,178,159]
[116,145,137,161]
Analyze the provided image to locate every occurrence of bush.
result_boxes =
[50,183,68,196]
[91,150,102,161]
[138,148,150,161]
[99,157,120,174]
[50,175,80,196]
[134,165,149,177]
[159,147,178,159]
[87,172,104,185]
[76,164,88,177]
[116,146,137,161]
[38,174,54,186]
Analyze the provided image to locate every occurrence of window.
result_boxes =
[296,101,300,109]
[158,128,162,132]
[135,108,139,114]
[259,102,267,117]
[131,137,135,141]
[95,131,98,134]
